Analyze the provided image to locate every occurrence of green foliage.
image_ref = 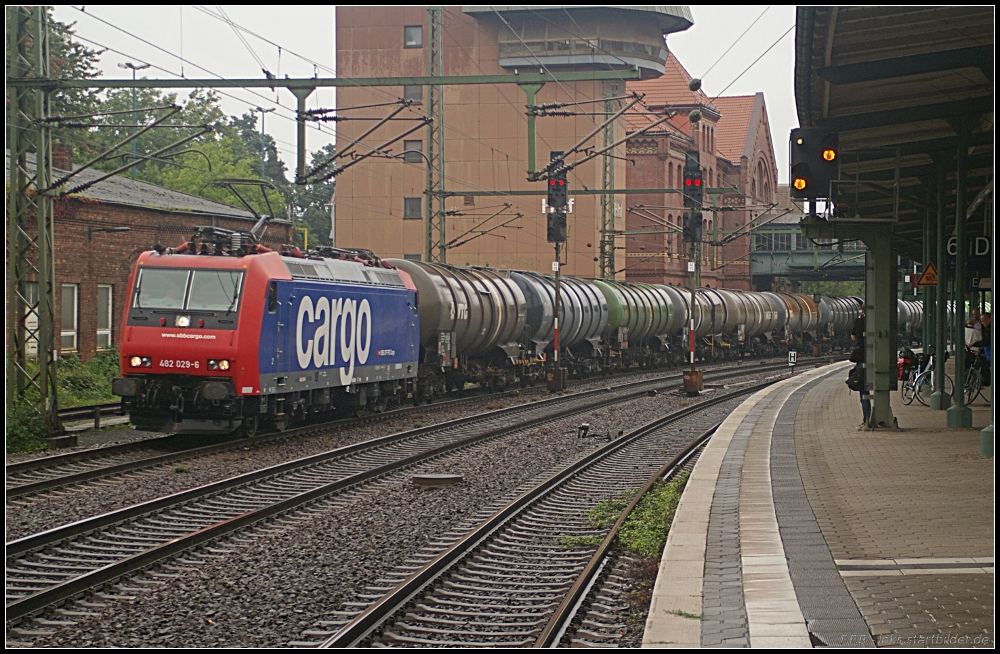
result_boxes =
[800,281,865,297]
[6,400,49,454]
[615,472,689,560]
[587,489,638,529]
[557,535,602,548]
[36,13,338,247]
[57,350,120,407]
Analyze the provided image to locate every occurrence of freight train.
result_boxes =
[112,226,922,435]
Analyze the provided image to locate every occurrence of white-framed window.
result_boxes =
[97,284,113,349]
[61,283,78,352]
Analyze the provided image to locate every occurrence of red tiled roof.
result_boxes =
[627,52,719,113]
[712,94,760,163]
[623,109,689,138]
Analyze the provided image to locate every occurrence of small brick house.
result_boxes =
[6,147,293,360]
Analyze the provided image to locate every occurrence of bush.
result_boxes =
[6,400,49,454]
[57,349,119,407]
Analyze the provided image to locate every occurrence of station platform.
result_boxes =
[643,361,994,648]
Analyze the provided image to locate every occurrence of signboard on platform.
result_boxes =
[916,262,938,286]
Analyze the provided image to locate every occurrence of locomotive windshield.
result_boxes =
[133,268,244,313]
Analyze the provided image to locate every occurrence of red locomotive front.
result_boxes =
[113,248,289,433]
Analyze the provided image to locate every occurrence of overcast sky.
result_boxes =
[52,5,798,182]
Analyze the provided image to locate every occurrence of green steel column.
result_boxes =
[7,6,29,408]
[599,89,615,279]
[865,233,897,428]
[425,7,445,263]
[947,121,972,427]
[983,193,994,456]
[931,165,950,410]
[520,83,544,177]
[921,206,930,353]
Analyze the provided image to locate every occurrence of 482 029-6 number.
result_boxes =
[160,359,200,369]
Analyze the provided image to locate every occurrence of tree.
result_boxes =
[290,144,337,248]
[11,9,104,156]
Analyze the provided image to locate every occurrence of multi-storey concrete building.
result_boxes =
[333,6,693,278]
[333,7,776,287]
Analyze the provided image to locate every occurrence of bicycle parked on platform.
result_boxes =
[964,348,991,405]
[900,349,954,406]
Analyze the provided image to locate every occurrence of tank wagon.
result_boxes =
[114,226,918,433]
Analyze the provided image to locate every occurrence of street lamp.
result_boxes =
[118,62,151,178]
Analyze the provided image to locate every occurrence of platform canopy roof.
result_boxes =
[793,6,993,261]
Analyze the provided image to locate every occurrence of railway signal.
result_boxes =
[547,168,568,211]
[789,127,839,200]
[547,211,567,243]
[682,213,702,243]
[682,167,703,208]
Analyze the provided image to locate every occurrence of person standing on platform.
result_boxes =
[851,313,871,429]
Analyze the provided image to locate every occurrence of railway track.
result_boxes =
[7,358,815,501]
[7,365,757,625]
[310,383,755,647]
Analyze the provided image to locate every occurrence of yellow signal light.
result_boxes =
[793,178,807,191]
[822,149,836,161]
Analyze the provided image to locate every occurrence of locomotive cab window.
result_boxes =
[130,268,245,329]
[188,271,244,312]
[133,269,190,309]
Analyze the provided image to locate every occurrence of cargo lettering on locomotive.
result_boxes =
[295,295,372,384]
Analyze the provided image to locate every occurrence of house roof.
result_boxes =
[627,52,719,114]
[712,94,762,163]
[6,150,273,222]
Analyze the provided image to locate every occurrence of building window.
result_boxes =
[774,233,791,250]
[61,283,78,352]
[403,85,423,103]
[97,284,113,349]
[404,26,423,48]
[403,253,422,261]
[463,195,475,207]
[403,140,423,163]
[668,162,673,189]
[403,197,422,219]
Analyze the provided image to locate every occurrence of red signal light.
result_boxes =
[685,179,692,186]
[694,179,701,187]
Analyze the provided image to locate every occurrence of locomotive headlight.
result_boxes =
[175,315,191,328]
[130,356,143,367]
[218,359,230,371]
[129,356,152,368]
[208,359,230,371]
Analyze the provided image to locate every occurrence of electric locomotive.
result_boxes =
[113,227,420,434]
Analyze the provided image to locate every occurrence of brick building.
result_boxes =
[333,6,693,278]
[623,53,779,289]
[6,148,292,360]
